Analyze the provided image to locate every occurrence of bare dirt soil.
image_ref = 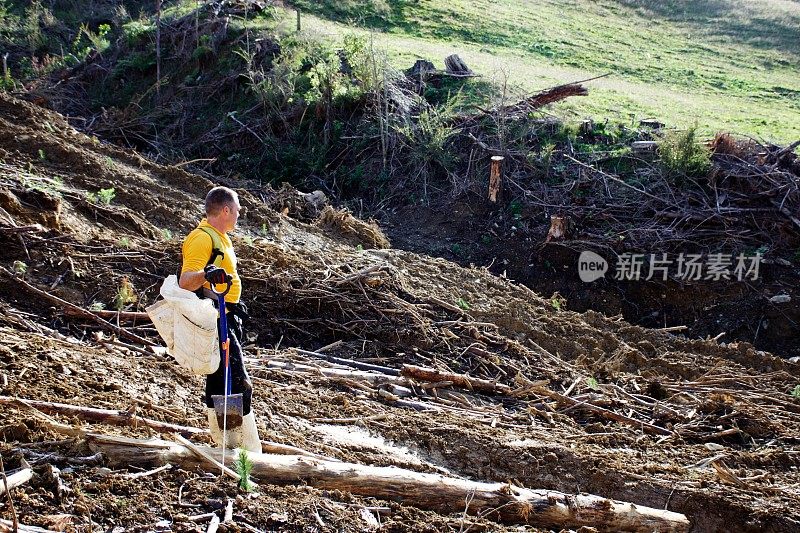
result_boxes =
[2,94,800,532]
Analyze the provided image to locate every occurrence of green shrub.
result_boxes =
[12,260,27,275]
[77,23,111,56]
[23,0,46,54]
[97,187,116,205]
[658,127,711,181]
[0,66,17,91]
[88,187,115,205]
[395,96,460,172]
[118,50,156,73]
[0,0,19,45]
[122,19,154,47]
[113,277,136,310]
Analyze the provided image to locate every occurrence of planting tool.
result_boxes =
[208,274,242,468]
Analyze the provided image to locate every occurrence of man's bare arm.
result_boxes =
[179,270,207,291]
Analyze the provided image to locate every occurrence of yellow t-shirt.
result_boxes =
[181,219,241,304]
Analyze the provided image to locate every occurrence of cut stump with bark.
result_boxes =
[489,156,505,203]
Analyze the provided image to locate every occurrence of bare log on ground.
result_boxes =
[4,395,341,461]
[0,224,45,234]
[487,74,609,119]
[88,434,690,532]
[292,348,401,376]
[401,364,511,394]
[261,360,409,386]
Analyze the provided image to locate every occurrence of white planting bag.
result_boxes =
[146,275,220,375]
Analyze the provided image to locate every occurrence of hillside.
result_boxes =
[5,0,796,358]
[292,0,800,142]
[2,94,800,531]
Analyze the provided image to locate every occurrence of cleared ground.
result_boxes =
[1,95,800,531]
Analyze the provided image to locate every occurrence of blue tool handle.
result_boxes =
[211,276,233,395]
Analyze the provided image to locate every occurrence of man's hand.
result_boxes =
[204,265,229,285]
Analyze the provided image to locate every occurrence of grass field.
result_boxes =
[276,0,800,143]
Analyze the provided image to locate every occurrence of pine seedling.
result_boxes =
[235,449,255,492]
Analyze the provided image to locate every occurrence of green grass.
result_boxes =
[285,0,800,143]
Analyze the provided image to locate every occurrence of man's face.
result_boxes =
[222,199,240,232]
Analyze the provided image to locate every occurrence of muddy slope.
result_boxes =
[1,94,800,532]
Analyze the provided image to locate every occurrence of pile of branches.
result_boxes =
[231,245,800,447]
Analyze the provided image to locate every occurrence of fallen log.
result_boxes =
[292,348,401,376]
[0,396,205,437]
[0,462,32,496]
[401,364,511,394]
[0,224,45,235]
[87,434,690,532]
[262,360,409,386]
[4,395,340,461]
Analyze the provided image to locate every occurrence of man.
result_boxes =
[179,186,260,452]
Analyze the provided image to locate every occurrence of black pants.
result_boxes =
[204,303,253,415]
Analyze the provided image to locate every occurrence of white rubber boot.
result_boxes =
[207,409,262,453]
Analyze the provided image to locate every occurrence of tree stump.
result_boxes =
[408,59,435,78]
[631,141,658,158]
[488,156,504,203]
[444,54,474,76]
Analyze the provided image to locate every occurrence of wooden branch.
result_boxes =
[3,395,334,461]
[0,455,18,531]
[0,396,205,437]
[126,463,172,479]
[173,434,240,480]
[0,463,32,496]
[770,138,800,165]
[64,308,151,322]
[206,514,220,533]
[0,520,60,533]
[293,348,401,376]
[532,387,673,436]
[770,199,800,231]
[401,364,511,394]
[87,434,690,532]
[263,360,409,386]
[11,273,155,346]
[0,224,44,234]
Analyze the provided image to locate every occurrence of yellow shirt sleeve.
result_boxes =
[181,229,213,274]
